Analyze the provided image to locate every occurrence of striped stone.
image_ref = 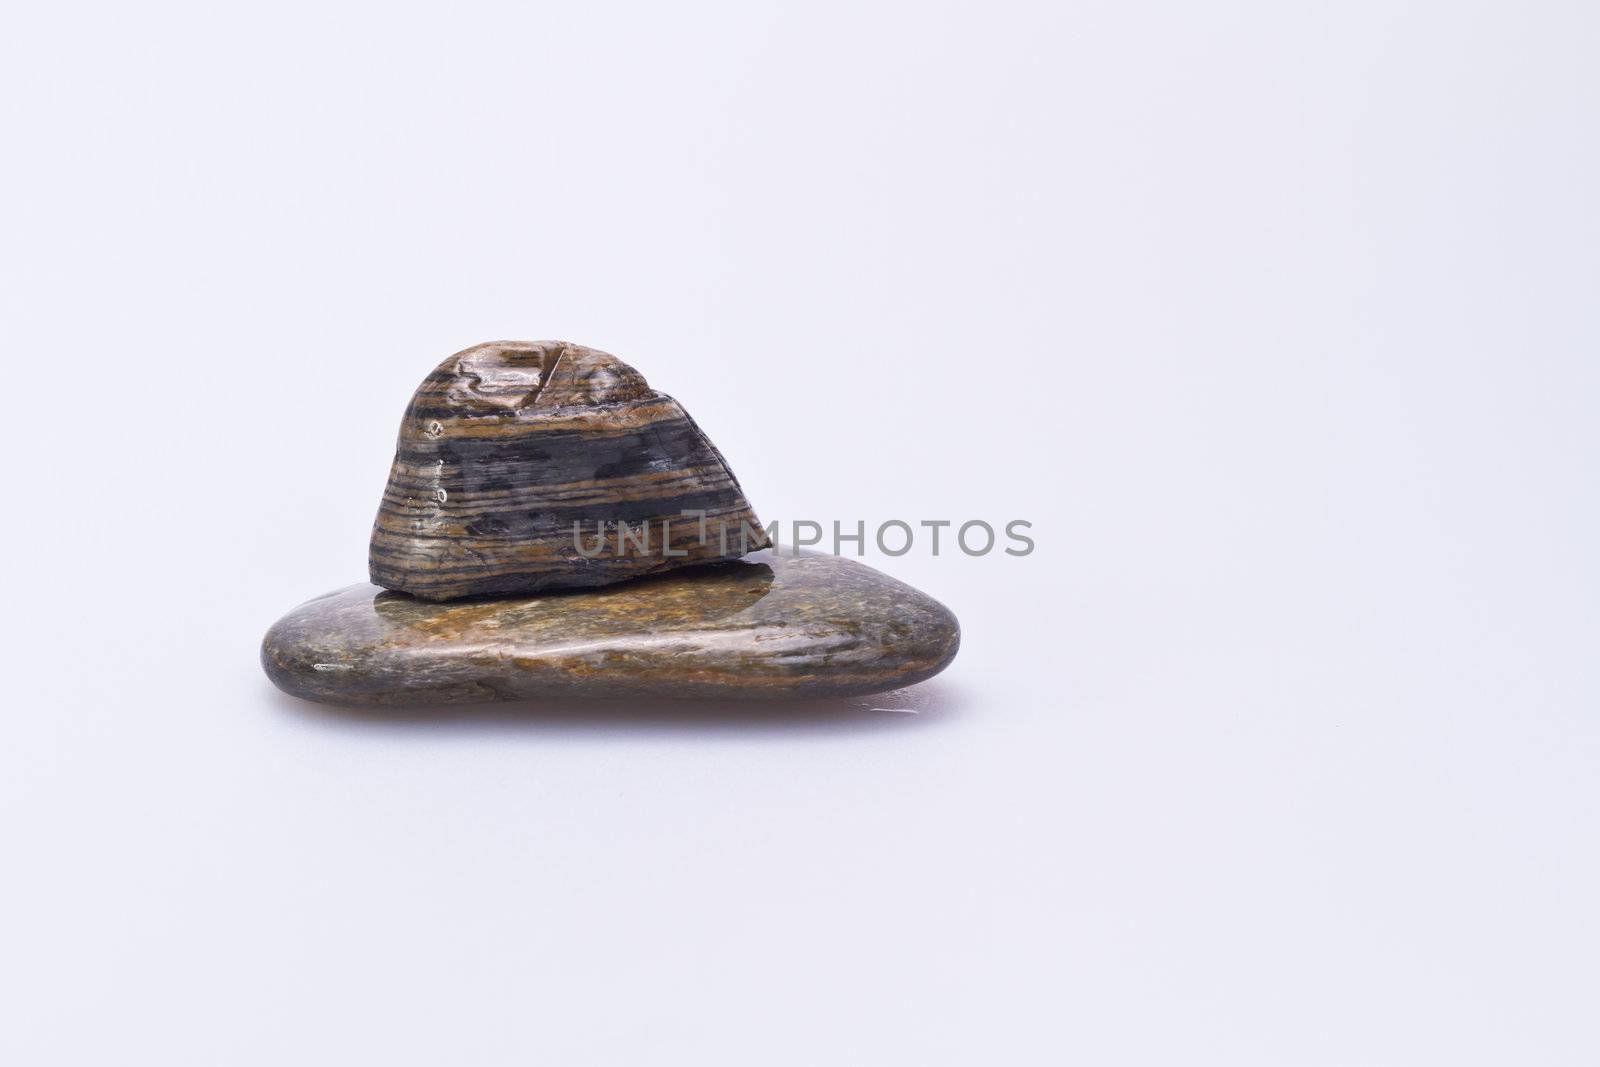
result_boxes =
[370,341,770,600]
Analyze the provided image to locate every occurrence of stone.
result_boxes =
[370,340,770,601]
[262,551,959,706]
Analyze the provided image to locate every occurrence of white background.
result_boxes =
[4,2,1597,1063]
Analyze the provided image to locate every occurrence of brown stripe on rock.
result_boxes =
[396,397,688,437]
[380,466,733,513]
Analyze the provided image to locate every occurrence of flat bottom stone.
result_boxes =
[261,551,959,706]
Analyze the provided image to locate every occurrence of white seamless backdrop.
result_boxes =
[3,2,1597,1064]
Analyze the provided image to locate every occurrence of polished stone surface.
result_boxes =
[371,340,769,601]
[264,551,959,706]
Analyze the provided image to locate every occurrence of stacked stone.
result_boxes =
[262,341,958,706]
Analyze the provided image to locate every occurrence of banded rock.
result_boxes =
[370,341,769,600]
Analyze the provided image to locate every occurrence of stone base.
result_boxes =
[262,551,959,706]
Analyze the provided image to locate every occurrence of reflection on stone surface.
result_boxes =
[264,551,959,706]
